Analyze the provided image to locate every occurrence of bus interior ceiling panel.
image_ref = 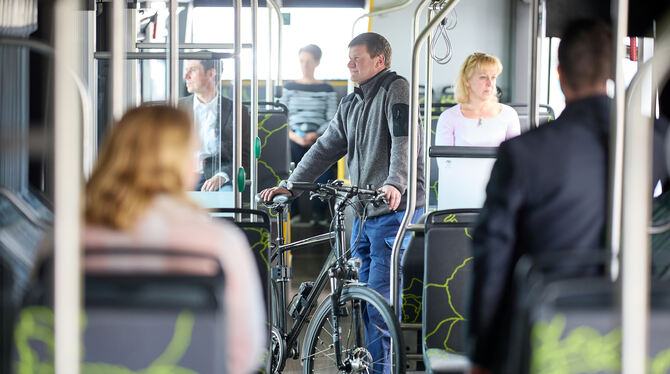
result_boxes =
[546,0,670,38]
[192,0,365,7]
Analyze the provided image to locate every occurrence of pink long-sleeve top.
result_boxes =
[83,194,266,374]
[435,103,521,147]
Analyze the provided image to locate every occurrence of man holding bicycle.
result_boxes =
[261,32,425,371]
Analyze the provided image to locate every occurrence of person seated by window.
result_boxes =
[280,44,338,225]
[179,57,251,192]
[434,52,520,150]
[83,105,265,374]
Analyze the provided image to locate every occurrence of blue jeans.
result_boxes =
[350,207,424,373]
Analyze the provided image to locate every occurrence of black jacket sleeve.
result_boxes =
[468,141,525,368]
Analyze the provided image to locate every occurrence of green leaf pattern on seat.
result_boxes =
[14,307,197,374]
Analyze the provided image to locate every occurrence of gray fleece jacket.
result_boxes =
[282,69,425,217]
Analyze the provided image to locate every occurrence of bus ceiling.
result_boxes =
[545,0,669,38]
[190,0,365,8]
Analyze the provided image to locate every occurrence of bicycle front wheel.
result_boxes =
[302,285,405,374]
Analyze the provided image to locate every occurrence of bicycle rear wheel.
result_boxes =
[302,285,405,374]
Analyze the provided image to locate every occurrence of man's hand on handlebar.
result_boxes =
[259,186,293,202]
[379,185,401,211]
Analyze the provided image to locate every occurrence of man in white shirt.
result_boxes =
[179,59,250,191]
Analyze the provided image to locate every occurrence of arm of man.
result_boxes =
[381,78,412,209]
[468,142,525,369]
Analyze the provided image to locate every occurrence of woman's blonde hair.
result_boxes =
[85,105,195,229]
[454,52,503,104]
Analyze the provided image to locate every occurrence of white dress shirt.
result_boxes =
[192,95,228,181]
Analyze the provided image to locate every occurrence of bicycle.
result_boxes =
[257,180,406,374]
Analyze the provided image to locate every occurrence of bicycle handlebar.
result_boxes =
[255,192,293,208]
[255,181,387,210]
[286,181,380,197]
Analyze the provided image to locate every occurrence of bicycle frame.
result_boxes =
[269,187,369,370]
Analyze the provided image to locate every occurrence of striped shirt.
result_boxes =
[280,82,338,134]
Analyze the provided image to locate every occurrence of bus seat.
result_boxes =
[210,207,272,374]
[401,213,429,325]
[422,209,479,374]
[508,104,556,133]
[400,213,429,371]
[0,188,52,374]
[255,102,290,190]
[508,265,670,374]
[14,248,227,373]
[652,190,670,279]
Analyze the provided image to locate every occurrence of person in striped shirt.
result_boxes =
[280,44,338,224]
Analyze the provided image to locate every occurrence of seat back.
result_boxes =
[518,277,670,374]
[14,249,227,373]
[255,102,290,190]
[508,104,556,133]
[423,209,479,354]
[211,207,272,374]
[400,213,428,324]
[0,188,51,374]
[652,191,670,279]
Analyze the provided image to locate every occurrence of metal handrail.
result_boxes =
[93,51,233,60]
[619,26,670,374]
[250,0,259,216]
[390,0,461,317]
[267,0,282,95]
[423,7,434,209]
[429,145,497,158]
[233,0,242,213]
[412,0,431,42]
[169,0,179,106]
[135,42,253,49]
[352,0,417,37]
[112,0,124,120]
[54,1,83,372]
[607,0,629,282]
[528,0,544,130]
[0,187,51,230]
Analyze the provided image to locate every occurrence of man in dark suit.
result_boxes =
[179,58,250,191]
[467,20,613,374]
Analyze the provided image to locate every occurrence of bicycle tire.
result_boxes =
[302,285,405,374]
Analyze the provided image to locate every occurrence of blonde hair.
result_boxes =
[454,52,503,103]
[85,105,196,230]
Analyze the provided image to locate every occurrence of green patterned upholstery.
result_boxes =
[256,104,290,190]
[520,278,670,374]
[14,249,226,373]
[422,209,479,374]
[212,208,272,374]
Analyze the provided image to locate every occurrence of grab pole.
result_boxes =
[390,0,461,316]
[619,25,670,374]
[250,0,259,215]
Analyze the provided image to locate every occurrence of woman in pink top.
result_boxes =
[83,105,265,374]
[435,52,520,148]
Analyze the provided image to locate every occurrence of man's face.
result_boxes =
[347,44,385,84]
[184,60,213,95]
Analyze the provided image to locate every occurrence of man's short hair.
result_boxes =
[199,59,220,74]
[558,19,612,92]
[299,44,322,62]
[348,32,392,68]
